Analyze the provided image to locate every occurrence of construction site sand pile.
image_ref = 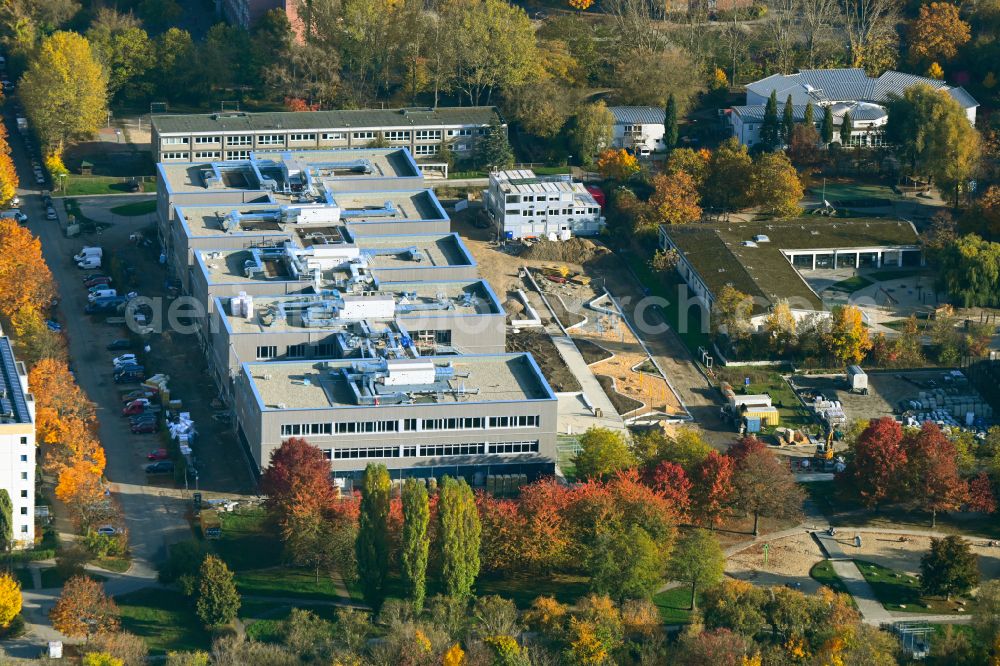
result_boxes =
[520,237,608,264]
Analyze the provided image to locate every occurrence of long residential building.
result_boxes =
[150,107,504,163]
[0,334,35,547]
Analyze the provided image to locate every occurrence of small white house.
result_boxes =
[609,107,665,156]
[483,170,604,240]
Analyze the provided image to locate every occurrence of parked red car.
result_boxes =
[147,448,169,461]
[84,276,112,288]
[121,400,149,416]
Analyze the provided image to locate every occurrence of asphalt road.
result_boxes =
[1,113,192,609]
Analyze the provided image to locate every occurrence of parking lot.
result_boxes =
[27,183,256,564]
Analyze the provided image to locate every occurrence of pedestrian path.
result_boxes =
[830,559,893,624]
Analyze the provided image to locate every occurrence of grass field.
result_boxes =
[810,182,899,201]
[854,559,973,614]
[809,560,852,598]
[825,276,874,293]
[624,252,710,353]
[109,200,156,217]
[116,588,211,653]
[58,176,157,197]
[235,567,345,602]
[715,367,815,431]
[652,586,702,624]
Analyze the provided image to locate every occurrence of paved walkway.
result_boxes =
[549,334,625,432]
[830,559,893,624]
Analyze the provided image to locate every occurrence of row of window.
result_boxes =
[167,129,487,148]
[325,441,539,460]
[280,414,540,437]
[506,208,599,218]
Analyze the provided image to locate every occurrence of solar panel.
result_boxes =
[0,340,28,422]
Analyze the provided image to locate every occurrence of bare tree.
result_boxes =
[766,0,798,74]
[720,17,751,86]
[841,0,899,73]
[799,0,840,67]
[604,0,667,52]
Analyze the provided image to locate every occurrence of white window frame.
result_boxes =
[256,345,277,360]
[194,136,221,144]
[162,136,188,145]
[289,133,316,142]
[226,135,252,146]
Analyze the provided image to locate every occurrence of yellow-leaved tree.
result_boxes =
[0,572,21,628]
[20,31,108,155]
[442,643,465,666]
[909,2,970,64]
[29,358,96,447]
[825,305,872,366]
[595,149,640,182]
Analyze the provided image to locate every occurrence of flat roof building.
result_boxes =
[208,279,507,394]
[0,335,35,547]
[659,218,922,324]
[233,354,558,480]
[168,189,449,290]
[191,231,478,312]
[150,107,503,164]
[483,169,605,240]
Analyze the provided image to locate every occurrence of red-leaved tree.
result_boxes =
[967,473,997,514]
[518,479,574,572]
[846,417,907,511]
[649,461,692,521]
[259,437,336,527]
[902,422,967,527]
[727,435,767,466]
[476,493,527,572]
[691,451,735,529]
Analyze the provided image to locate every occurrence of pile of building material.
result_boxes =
[901,388,993,423]
[812,397,847,427]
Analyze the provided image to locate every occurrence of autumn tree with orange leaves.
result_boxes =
[909,3,970,65]
[0,123,17,207]
[50,576,120,638]
[0,220,54,319]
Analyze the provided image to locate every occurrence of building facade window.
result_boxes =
[194,151,222,159]
[488,415,539,428]
[413,144,437,156]
[281,423,334,437]
[257,134,285,146]
[227,150,251,160]
[195,136,221,144]
[352,131,376,140]
[448,129,473,137]
[256,345,277,360]
[226,135,252,146]
[415,130,442,141]
[487,441,539,454]
[384,131,410,141]
[289,133,316,142]
[286,344,307,359]
[162,137,188,145]
[161,152,188,160]
[321,132,346,140]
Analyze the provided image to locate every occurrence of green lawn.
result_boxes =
[853,560,974,614]
[109,200,156,217]
[825,276,874,293]
[57,176,157,197]
[116,588,211,654]
[809,182,899,201]
[477,572,590,608]
[809,560,852,599]
[214,508,283,571]
[715,368,815,432]
[234,567,346,602]
[801,481,846,516]
[624,252,710,353]
[652,586,702,625]
[38,568,106,589]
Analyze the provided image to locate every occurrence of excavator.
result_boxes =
[815,426,835,461]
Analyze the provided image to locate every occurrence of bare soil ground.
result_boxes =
[506,329,581,393]
[727,533,827,594]
[726,531,1000,592]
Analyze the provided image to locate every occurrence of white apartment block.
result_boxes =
[483,170,604,241]
[0,335,35,547]
[609,107,666,156]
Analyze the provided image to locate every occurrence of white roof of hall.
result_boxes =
[745,69,978,109]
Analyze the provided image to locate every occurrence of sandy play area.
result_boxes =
[726,531,1000,593]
